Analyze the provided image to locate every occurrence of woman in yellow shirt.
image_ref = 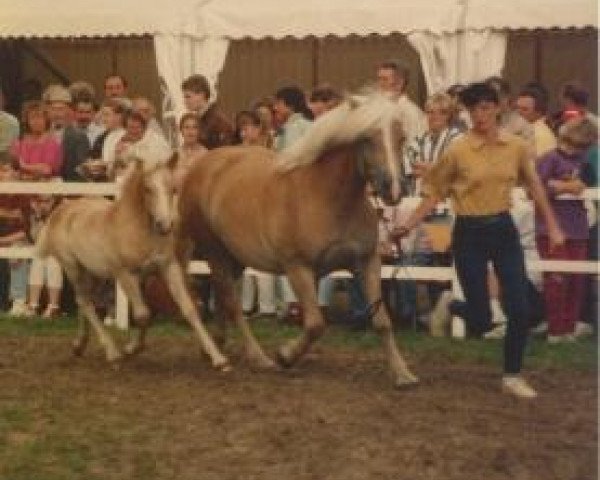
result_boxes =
[395,82,564,400]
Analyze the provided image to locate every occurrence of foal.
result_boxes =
[36,156,228,370]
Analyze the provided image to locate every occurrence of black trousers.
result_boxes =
[452,212,529,374]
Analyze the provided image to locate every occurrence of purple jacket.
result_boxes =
[535,148,588,240]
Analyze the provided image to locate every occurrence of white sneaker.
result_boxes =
[9,299,32,317]
[483,323,506,340]
[502,376,538,399]
[574,321,594,338]
[547,333,575,344]
[531,322,548,336]
[429,290,453,337]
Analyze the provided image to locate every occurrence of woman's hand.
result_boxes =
[548,225,566,251]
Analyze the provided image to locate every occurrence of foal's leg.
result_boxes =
[115,271,151,356]
[361,255,418,387]
[277,265,324,367]
[62,263,91,356]
[71,270,122,364]
[162,261,231,372]
[211,260,276,370]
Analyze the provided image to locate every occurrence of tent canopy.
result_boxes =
[1,0,596,40]
[2,0,596,130]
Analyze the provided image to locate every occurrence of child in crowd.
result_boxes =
[535,116,598,343]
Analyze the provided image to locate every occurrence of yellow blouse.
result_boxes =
[422,130,535,216]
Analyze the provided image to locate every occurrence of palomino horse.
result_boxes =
[178,92,418,387]
[36,156,229,371]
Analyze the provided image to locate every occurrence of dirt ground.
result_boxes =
[0,331,597,480]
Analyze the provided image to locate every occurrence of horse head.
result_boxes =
[352,94,407,206]
[125,155,178,235]
[276,91,408,206]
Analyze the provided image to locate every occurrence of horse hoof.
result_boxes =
[216,361,233,373]
[275,349,294,369]
[123,343,143,357]
[394,374,419,389]
[72,343,85,357]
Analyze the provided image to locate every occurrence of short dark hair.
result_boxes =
[378,60,411,87]
[518,82,549,114]
[459,82,499,108]
[485,76,511,97]
[275,86,313,119]
[181,74,211,99]
[561,82,589,108]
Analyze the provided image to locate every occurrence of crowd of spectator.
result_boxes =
[0,61,597,361]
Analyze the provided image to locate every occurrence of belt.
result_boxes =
[455,211,510,226]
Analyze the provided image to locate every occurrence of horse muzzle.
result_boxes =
[152,219,173,236]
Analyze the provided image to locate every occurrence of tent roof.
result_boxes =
[0,0,597,39]
[465,0,597,31]
[0,0,193,38]
[189,0,462,39]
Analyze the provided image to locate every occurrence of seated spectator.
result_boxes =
[486,76,535,150]
[10,100,64,317]
[446,84,470,131]
[516,82,557,158]
[103,73,131,108]
[132,96,166,139]
[10,100,62,180]
[0,83,20,308]
[78,99,128,181]
[549,81,598,134]
[174,113,207,190]
[42,84,90,182]
[234,110,273,148]
[118,110,172,167]
[0,154,30,315]
[0,83,19,154]
[536,116,598,343]
[252,96,276,141]
[272,86,314,320]
[181,74,234,149]
[73,95,105,147]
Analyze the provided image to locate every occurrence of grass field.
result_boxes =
[0,314,597,480]
[0,313,597,371]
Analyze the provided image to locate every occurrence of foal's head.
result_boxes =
[124,155,177,235]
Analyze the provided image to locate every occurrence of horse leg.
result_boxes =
[62,263,91,356]
[360,255,418,387]
[72,271,122,365]
[212,260,276,370]
[161,260,231,372]
[115,271,151,357]
[277,265,324,367]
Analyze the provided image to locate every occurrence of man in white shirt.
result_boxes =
[376,60,427,143]
[516,83,557,158]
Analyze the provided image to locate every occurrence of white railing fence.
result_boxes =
[0,181,598,337]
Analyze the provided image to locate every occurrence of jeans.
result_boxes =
[452,212,529,374]
[9,259,29,301]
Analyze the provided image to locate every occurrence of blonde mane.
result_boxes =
[276,91,405,171]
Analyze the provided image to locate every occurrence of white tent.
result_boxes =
[1,0,597,122]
